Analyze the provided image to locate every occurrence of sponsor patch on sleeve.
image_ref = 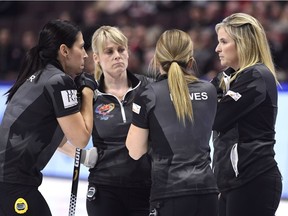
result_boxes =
[132,102,141,114]
[61,90,78,108]
[226,90,242,101]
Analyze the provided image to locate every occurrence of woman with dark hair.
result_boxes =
[0,19,97,215]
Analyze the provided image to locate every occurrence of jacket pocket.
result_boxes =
[230,143,239,177]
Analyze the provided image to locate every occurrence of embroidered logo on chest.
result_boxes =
[95,103,115,120]
[226,90,242,101]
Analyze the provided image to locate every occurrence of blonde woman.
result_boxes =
[126,29,218,216]
[83,26,153,216]
[212,13,282,216]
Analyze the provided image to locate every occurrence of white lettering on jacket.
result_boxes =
[189,92,208,100]
[61,89,78,108]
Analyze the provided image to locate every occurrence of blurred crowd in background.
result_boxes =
[1,1,288,83]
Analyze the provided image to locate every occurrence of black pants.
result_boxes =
[86,184,150,216]
[0,182,52,216]
[219,166,282,216]
[150,193,218,216]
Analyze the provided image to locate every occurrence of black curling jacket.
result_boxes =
[88,71,152,188]
[0,64,79,186]
[212,63,279,191]
[132,75,219,202]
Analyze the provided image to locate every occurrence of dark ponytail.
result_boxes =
[5,19,80,103]
[5,46,42,103]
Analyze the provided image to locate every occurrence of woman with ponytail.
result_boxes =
[126,29,218,216]
[0,19,97,215]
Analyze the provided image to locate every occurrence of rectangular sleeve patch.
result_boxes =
[132,102,141,114]
[61,90,78,108]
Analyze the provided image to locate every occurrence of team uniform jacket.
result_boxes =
[88,71,152,188]
[131,75,219,202]
[0,64,79,186]
[212,63,279,191]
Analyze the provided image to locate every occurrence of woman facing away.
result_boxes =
[126,29,219,216]
[211,12,282,216]
[0,20,97,216]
